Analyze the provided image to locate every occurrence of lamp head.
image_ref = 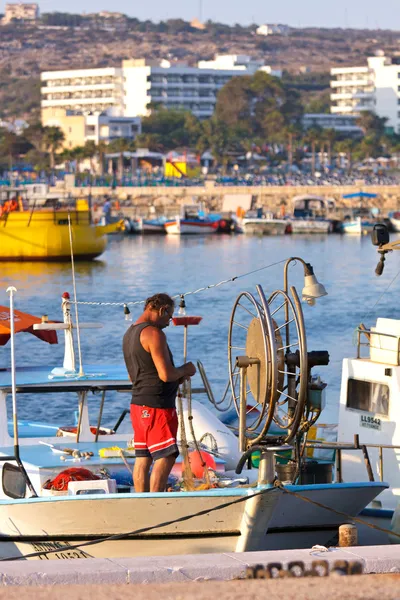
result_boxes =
[302,272,328,304]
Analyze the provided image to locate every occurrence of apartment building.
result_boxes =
[330,54,400,133]
[41,54,281,121]
[41,107,141,149]
[2,3,39,23]
[302,113,363,136]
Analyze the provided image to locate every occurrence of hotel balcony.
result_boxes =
[41,83,121,94]
[331,79,373,88]
[331,105,359,114]
[41,97,116,108]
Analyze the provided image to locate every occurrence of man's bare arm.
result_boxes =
[141,327,196,382]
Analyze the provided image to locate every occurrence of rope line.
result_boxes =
[353,261,400,342]
[0,485,277,561]
[2,479,398,561]
[277,483,399,540]
[67,259,287,307]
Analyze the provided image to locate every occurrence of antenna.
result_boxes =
[68,213,84,377]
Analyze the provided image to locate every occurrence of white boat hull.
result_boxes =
[165,219,216,235]
[290,219,331,234]
[241,219,287,235]
[0,487,280,559]
[341,217,375,235]
[389,217,400,233]
[0,480,387,559]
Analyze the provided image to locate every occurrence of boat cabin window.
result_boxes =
[346,378,389,416]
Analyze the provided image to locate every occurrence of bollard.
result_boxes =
[338,523,358,547]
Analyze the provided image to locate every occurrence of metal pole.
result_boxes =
[379,446,384,482]
[76,391,86,443]
[94,390,106,443]
[183,324,188,395]
[239,366,247,453]
[183,325,188,363]
[6,286,37,497]
[6,287,18,447]
[336,448,342,483]
[362,444,375,482]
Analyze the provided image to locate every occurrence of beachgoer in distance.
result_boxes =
[123,293,196,492]
[102,197,112,224]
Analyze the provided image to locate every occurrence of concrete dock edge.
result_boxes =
[0,545,399,586]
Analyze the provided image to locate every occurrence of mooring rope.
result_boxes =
[2,479,398,561]
[66,259,288,307]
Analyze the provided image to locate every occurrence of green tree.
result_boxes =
[356,111,387,137]
[137,109,201,152]
[335,139,355,174]
[215,71,303,142]
[42,126,65,169]
[0,129,21,169]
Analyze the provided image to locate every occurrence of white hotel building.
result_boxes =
[41,55,281,121]
[330,54,400,133]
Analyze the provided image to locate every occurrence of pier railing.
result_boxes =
[305,434,400,483]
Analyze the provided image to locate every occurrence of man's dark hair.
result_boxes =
[145,293,174,311]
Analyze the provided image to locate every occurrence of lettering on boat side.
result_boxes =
[360,414,381,431]
[29,541,90,560]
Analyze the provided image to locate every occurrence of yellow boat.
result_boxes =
[0,209,113,261]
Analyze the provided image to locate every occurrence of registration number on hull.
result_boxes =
[360,414,381,431]
[29,541,90,560]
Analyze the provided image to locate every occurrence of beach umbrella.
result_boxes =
[0,306,58,346]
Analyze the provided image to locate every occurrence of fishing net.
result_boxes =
[177,386,214,491]
[43,468,100,492]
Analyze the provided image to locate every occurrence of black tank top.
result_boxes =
[123,322,179,409]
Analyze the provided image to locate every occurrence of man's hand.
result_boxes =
[183,361,196,377]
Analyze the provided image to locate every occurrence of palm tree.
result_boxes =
[303,127,322,177]
[321,128,336,168]
[335,139,355,174]
[82,140,97,175]
[96,141,108,176]
[0,129,20,170]
[42,126,65,170]
[107,138,136,180]
[70,145,86,174]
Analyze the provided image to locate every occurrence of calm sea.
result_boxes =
[2,232,400,428]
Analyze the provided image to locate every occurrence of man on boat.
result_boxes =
[123,293,196,492]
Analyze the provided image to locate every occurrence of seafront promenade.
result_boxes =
[58,183,400,213]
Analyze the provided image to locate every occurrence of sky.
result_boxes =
[12,0,400,29]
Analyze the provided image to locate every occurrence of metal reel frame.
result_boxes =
[227,285,278,446]
[267,286,308,441]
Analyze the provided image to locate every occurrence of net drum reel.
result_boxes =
[228,283,316,449]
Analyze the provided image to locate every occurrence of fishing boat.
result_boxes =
[164,205,217,235]
[289,196,334,234]
[388,211,400,233]
[0,256,391,560]
[240,210,288,235]
[0,193,112,261]
[339,213,376,235]
[340,192,379,235]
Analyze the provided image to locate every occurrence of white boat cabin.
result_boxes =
[338,318,400,511]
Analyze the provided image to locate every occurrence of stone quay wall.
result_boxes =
[58,183,400,216]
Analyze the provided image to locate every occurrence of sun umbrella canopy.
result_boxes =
[342,192,378,199]
[0,306,58,346]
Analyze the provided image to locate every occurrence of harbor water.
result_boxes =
[1,232,400,429]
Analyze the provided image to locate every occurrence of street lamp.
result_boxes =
[281,257,327,439]
[284,257,327,306]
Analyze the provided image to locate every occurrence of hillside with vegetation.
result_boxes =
[1,14,400,121]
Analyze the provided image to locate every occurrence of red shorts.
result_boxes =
[130,405,179,460]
